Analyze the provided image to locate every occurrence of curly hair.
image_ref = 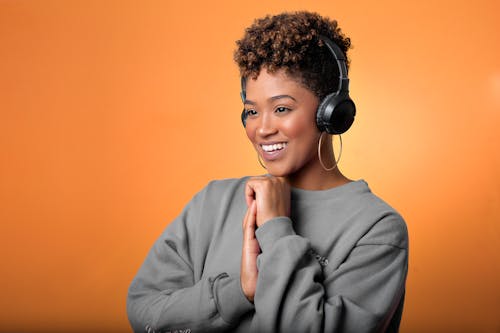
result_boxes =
[234,11,351,100]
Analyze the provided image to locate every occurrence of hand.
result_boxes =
[241,201,260,303]
[245,176,291,227]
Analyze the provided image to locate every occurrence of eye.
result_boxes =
[245,109,258,117]
[275,106,291,113]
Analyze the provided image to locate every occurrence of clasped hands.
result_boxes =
[240,176,291,303]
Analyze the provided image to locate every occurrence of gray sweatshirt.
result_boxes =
[127,177,408,333]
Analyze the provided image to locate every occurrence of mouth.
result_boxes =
[261,142,288,152]
[259,142,288,161]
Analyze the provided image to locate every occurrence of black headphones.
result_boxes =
[240,35,356,135]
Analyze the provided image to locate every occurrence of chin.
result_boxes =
[266,170,288,177]
[265,164,294,177]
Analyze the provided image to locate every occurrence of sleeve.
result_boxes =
[126,187,254,333]
[249,213,408,333]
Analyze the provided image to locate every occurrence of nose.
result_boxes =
[257,112,278,137]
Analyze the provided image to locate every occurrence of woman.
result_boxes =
[127,11,408,333]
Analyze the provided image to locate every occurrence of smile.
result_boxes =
[261,142,288,152]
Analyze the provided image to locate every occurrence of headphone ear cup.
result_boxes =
[316,93,336,133]
[316,93,356,134]
[332,97,356,134]
[241,109,247,127]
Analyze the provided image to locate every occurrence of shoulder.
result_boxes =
[204,176,249,193]
[198,176,250,200]
[188,176,250,209]
[168,176,250,232]
[355,181,408,249]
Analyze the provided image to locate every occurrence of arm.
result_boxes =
[250,213,408,333]
[127,188,254,333]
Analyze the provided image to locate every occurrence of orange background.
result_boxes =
[1,0,499,332]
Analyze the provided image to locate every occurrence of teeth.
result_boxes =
[261,142,287,152]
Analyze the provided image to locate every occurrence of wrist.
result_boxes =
[255,216,296,251]
[258,212,288,227]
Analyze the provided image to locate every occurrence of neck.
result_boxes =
[286,134,351,190]
[286,165,350,190]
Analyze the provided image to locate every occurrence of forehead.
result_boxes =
[245,68,310,98]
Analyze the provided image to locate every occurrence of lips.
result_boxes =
[259,142,287,161]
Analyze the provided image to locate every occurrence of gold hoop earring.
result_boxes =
[318,132,343,171]
[257,153,266,169]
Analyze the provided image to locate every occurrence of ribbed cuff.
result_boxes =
[255,216,296,252]
[212,273,254,324]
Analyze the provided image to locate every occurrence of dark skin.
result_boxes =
[240,68,351,302]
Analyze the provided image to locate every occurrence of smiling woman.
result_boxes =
[126,11,408,333]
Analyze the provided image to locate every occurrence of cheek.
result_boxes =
[282,114,318,139]
[244,124,257,143]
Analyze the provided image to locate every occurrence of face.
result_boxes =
[243,68,322,178]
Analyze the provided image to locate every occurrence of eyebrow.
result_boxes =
[244,94,297,105]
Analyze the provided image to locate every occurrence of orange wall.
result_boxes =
[0,1,499,332]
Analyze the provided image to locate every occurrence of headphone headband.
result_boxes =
[318,35,349,95]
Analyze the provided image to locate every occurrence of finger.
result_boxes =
[243,201,257,242]
[245,179,258,207]
[245,177,266,193]
[249,199,257,220]
[242,200,254,233]
[242,204,250,228]
[246,176,271,201]
[275,176,287,185]
[247,200,257,230]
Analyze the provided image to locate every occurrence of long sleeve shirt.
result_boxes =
[127,177,408,333]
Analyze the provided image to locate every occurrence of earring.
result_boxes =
[318,132,343,171]
[257,153,266,169]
